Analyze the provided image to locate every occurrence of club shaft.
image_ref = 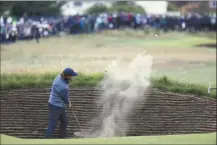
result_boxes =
[72,110,84,134]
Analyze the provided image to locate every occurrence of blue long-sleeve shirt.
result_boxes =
[48,74,69,108]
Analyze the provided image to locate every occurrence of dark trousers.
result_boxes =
[45,103,68,138]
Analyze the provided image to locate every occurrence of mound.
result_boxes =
[0,88,216,138]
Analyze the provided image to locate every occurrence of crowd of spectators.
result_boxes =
[0,12,216,44]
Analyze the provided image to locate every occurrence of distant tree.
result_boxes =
[0,1,66,17]
[85,1,145,15]
[0,1,17,15]
[86,4,109,14]
[169,1,192,8]
[167,2,179,11]
[113,1,134,5]
[110,1,145,14]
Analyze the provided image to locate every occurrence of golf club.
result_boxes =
[71,109,84,135]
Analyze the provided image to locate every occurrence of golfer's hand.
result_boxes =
[69,102,72,109]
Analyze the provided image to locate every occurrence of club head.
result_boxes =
[74,131,85,138]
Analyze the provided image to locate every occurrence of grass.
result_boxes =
[1,30,216,74]
[1,31,216,85]
[153,64,216,86]
[1,30,216,97]
[1,132,216,144]
[1,73,216,98]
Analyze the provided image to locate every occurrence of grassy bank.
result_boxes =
[1,132,216,144]
[1,72,216,98]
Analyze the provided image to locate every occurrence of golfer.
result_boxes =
[45,68,78,138]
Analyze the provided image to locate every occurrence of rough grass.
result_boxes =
[1,73,216,98]
[1,132,216,144]
[1,30,216,96]
[1,30,216,74]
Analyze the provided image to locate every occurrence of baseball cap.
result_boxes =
[63,68,78,76]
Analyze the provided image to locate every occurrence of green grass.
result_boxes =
[85,31,216,50]
[1,30,216,74]
[153,64,216,87]
[1,73,216,98]
[1,30,216,97]
[1,132,216,144]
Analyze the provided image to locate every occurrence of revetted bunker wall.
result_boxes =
[0,88,216,138]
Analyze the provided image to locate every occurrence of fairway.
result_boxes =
[1,30,216,85]
[1,132,216,144]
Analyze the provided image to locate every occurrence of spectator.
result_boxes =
[0,12,216,44]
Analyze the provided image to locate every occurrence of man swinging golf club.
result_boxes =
[45,68,78,138]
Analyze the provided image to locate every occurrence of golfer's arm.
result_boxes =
[59,89,69,105]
